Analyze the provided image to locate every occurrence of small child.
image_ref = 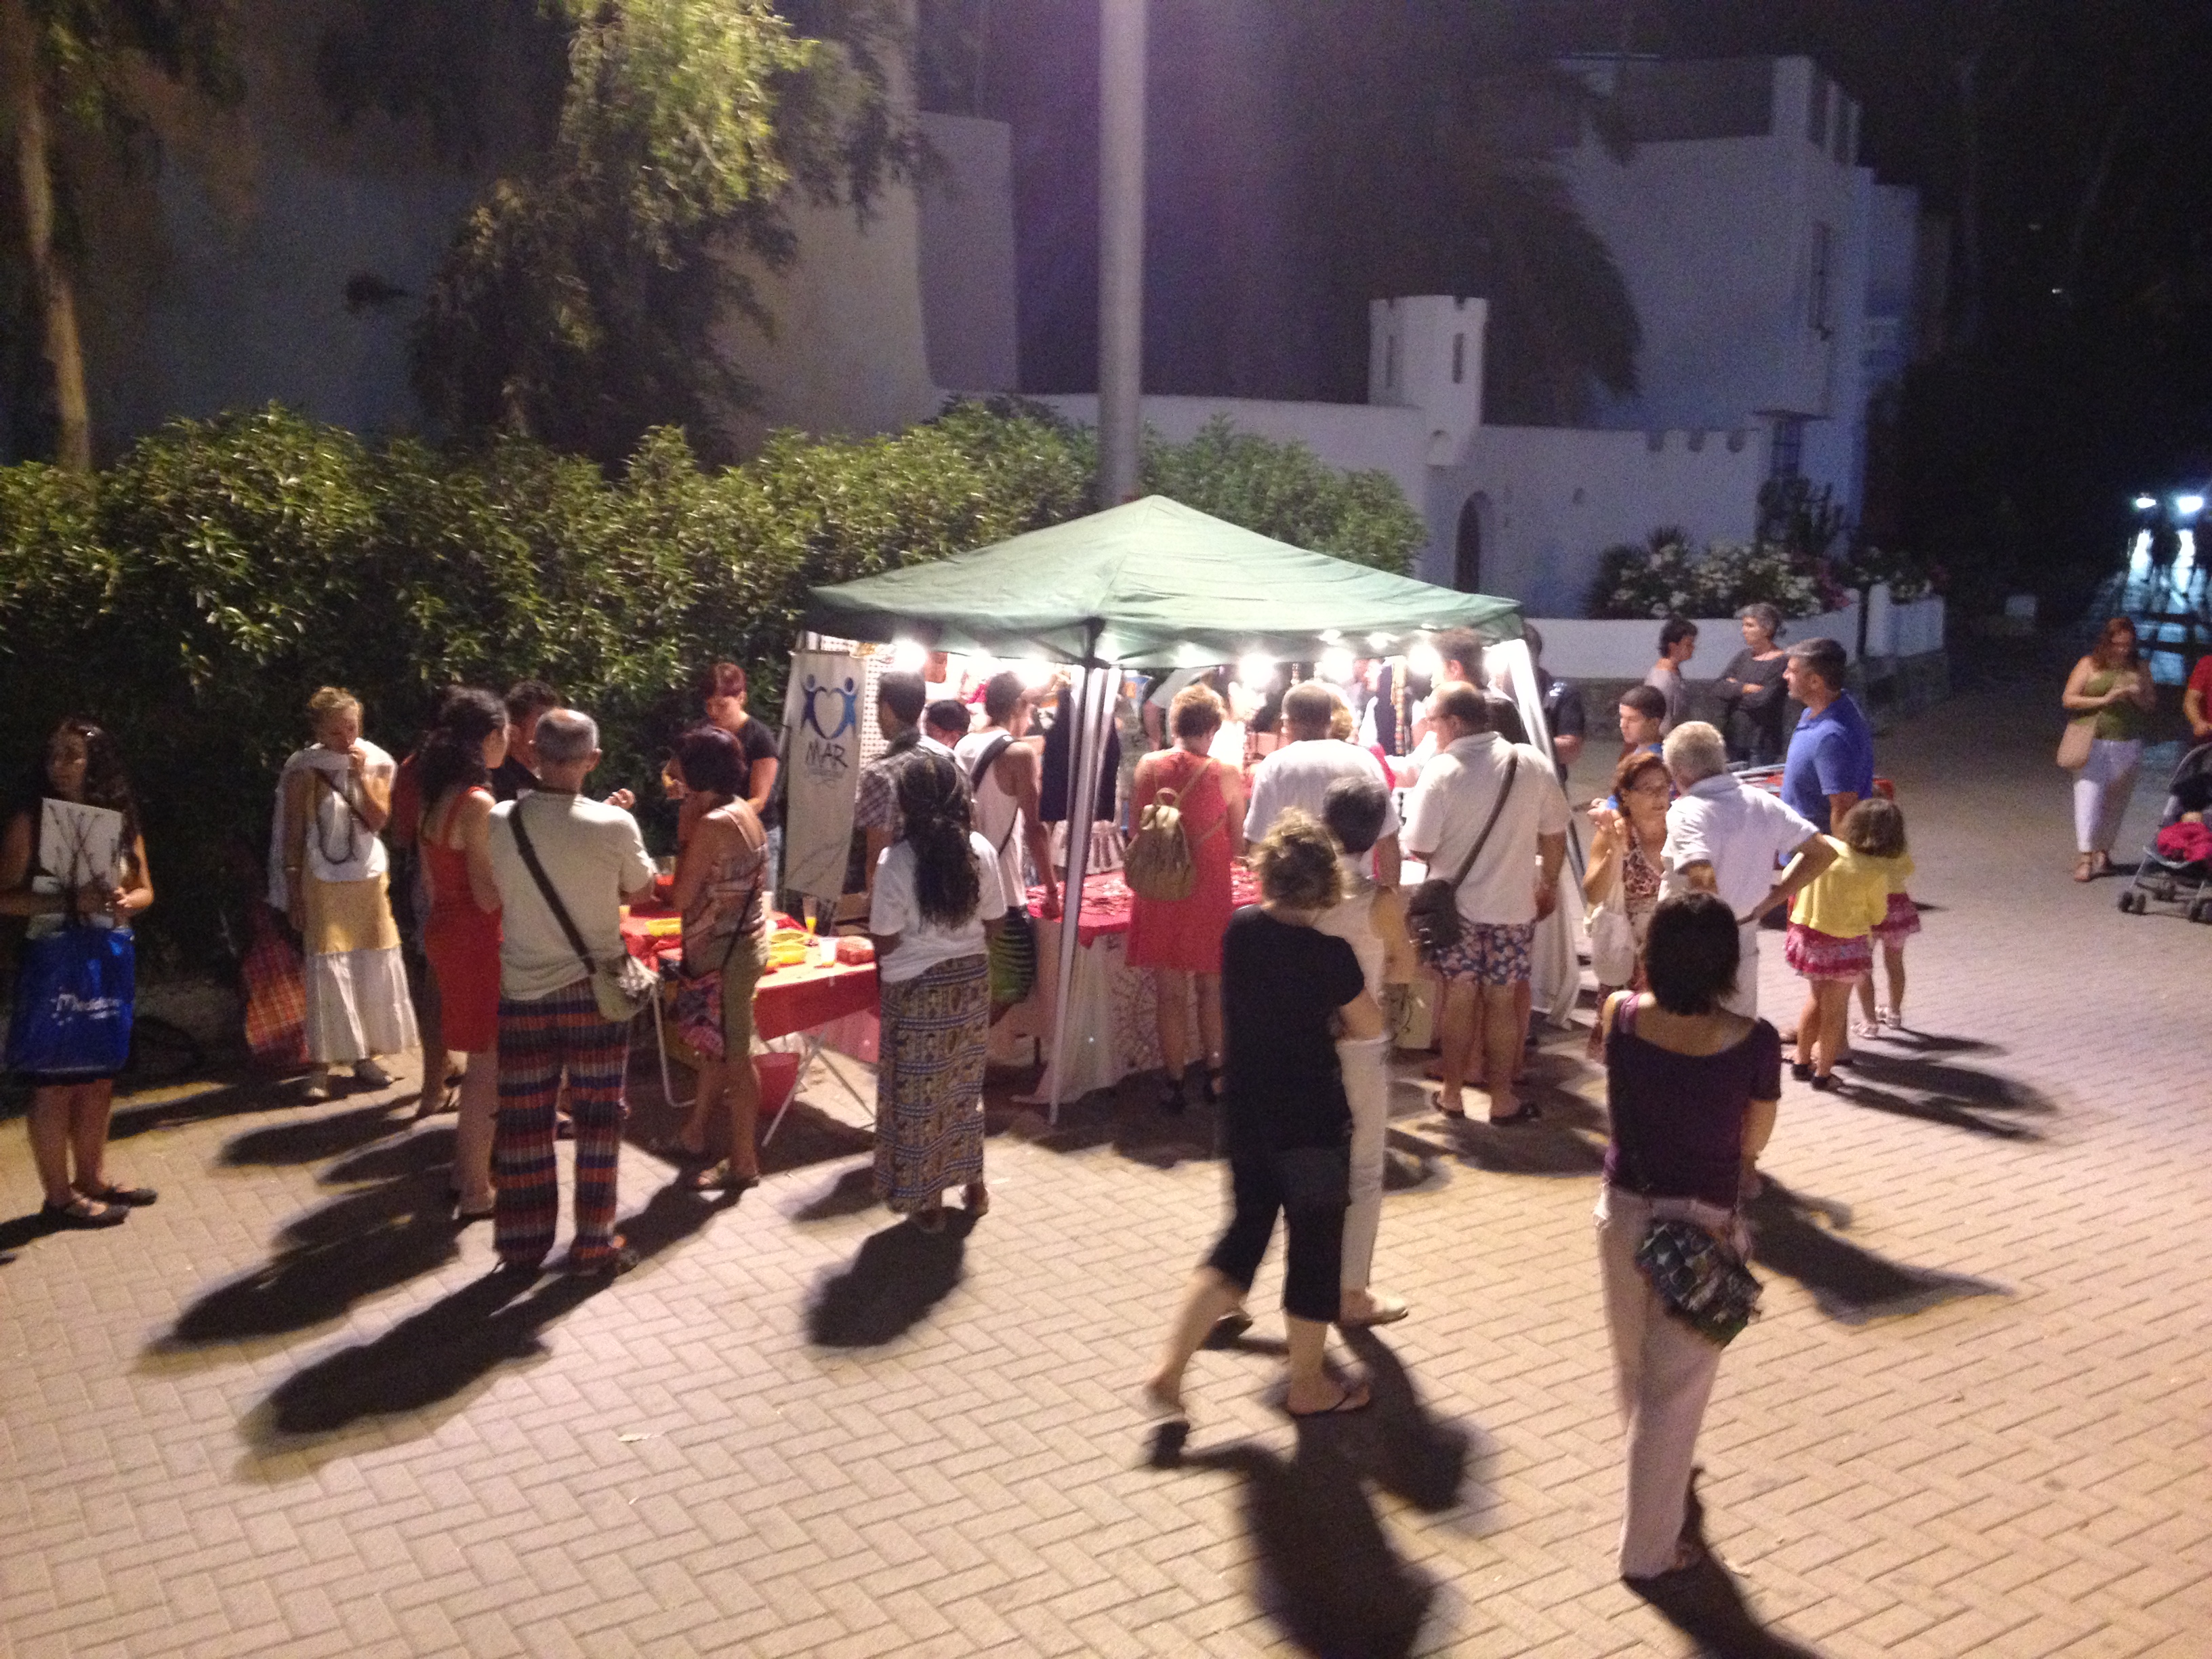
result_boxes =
[1786,798,1901,1088]
[1852,802,1918,1034]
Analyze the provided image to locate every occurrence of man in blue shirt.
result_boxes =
[1780,637,1874,832]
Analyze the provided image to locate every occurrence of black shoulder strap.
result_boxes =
[1446,752,1519,892]
[968,733,1015,794]
[508,800,597,977]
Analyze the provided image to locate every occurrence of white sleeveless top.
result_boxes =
[1315,855,1387,1000]
[954,729,1027,910]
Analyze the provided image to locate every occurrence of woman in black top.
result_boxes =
[704,661,783,877]
[1715,605,1790,764]
[1145,810,1385,1420]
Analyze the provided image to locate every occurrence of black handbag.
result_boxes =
[1615,1073,1762,1347]
[1406,752,1517,962]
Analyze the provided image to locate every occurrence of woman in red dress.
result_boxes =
[1128,684,1246,1112]
[416,689,508,1220]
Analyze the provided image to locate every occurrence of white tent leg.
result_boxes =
[1043,665,1118,1124]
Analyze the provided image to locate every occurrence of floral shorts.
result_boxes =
[1431,922,1536,987]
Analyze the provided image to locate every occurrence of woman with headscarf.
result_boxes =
[1,718,157,1227]
[867,750,1007,1231]
[272,687,418,1101]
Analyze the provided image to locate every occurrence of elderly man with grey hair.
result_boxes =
[486,708,657,1276]
[1658,721,1835,1017]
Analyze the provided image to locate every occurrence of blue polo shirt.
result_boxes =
[1782,692,1875,832]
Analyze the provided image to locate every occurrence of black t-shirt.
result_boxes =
[1220,907,1365,1156]
[490,756,537,803]
[731,714,782,830]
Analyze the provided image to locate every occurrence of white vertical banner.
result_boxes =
[781,651,866,903]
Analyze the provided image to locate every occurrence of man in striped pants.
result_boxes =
[485,710,658,1275]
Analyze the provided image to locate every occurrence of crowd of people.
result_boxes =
[6,601,2191,1589]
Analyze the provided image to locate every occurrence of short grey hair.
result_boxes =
[1737,602,1784,642]
[534,708,599,764]
[1663,721,1729,786]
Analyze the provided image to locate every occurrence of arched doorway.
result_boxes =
[1454,493,1489,592]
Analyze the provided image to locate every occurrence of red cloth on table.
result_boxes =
[619,907,878,1042]
[1027,865,1261,949]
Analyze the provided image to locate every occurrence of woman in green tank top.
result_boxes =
[2062,617,2157,879]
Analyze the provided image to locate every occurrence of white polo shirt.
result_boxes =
[1402,733,1570,926]
[1246,738,1401,846]
[1661,773,1819,920]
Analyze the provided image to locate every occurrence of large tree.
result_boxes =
[338,0,923,466]
[0,0,238,468]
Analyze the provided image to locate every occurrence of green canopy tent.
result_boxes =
[804,495,1522,1117]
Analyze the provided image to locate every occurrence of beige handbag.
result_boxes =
[2056,716,2095,771]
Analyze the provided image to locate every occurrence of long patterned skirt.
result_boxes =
[874,955,989,1212]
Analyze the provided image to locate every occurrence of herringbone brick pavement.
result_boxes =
[3,679,2208,1657]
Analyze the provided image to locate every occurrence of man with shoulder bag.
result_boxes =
[486,709,658,1276]
[1403,683,1570,1125]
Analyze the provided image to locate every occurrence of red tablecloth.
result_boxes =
[620,907,878,1042]
[1025,866,1262,949]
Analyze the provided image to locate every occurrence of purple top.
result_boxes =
[1603,997,1783,1209]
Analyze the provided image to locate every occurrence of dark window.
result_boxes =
[1455,495,1486,592]
[1770,417,1804,480]
[1809,222,1835,333]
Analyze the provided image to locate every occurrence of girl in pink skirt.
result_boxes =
[1853,809,1918,1036]
[1784,800,1904,1088]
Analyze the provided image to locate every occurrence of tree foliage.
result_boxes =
[403,0,926,466]
[0,400,1420,966]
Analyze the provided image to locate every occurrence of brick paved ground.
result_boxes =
[3,670,2209,1658]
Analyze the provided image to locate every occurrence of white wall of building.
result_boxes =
[1434,424,1767,610]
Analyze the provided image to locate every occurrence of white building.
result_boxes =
[968,56,1929,613]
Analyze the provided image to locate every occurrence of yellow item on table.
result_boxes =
[768,927,813,967]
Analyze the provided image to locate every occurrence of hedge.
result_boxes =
[0,400,1422,969]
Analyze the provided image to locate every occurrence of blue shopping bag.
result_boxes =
[5,925,136,1079]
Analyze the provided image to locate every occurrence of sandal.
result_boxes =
[455,1201,497,1223]
[913,1204,947,1234]
[1435,1086,1466,1119]
[1286,1380,1373,1418]
[964,1182,990,1217]
[75,1180,157,1207]
[563,1237,638,1276]
[41,1197,126,1230]
[1488,1103,1541,1127]
[684,1160,760,1193]
[2074,854,2095,883]
[1205,1309,1254,1346]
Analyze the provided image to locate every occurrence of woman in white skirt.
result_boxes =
[272,687,417,1100]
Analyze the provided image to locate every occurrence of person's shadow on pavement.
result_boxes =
[1747,1176,2007,1326]
[1144,1330,1486,1657]
[805,1211,971,1347]
[240,1181,735,1454]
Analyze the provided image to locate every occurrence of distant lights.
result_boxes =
[1366,632,1395,651]
[1017,655,1056,690]
[1406,640,1443,682]
[888,638,929,673]
[2178,495,2206,516]
[2134,495,2160,511]
[1237,653,1278,691]
[1317,647,1357,684]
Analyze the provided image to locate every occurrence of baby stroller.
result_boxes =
[2117,742,2212,921]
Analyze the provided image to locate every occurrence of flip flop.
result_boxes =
[1286,1380,1373,1418]
[1488,1103,1542,1126]
[1205,1309,1254,1346]
[41,1197,126,1230]
[684,1160,760,1193]
[75,1181,157,1207]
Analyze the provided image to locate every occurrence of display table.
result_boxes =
[620,905,880,1135]
[1002,867,1259,1105]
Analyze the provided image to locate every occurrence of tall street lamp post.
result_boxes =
[1097,0,1146,508]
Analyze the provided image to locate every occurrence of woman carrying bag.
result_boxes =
[1595,891,1780,1584]
[2060,617,2156,882]
[1,719,157,1228]
[1582,750,1670,1056]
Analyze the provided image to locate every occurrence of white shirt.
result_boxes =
[267,741,396,905]
[1662,773,1819,920]
[1315,857,1387,999]
[869,832,1011,985]
[1246,739,1401,847]
[1402,733,1570,926]
[487,792,655,1002]
[954,729,1028,909]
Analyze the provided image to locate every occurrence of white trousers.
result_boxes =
[2072,738,2143,854]
[1338,1035,1392,1290]
[1596,1185,1731,1578]
[1718,924,1761,1018]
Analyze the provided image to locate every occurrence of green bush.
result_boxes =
[0,401,1419,970]
[1586,528,1847,621]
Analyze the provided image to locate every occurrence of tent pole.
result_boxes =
[1044,663,1115,1124]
